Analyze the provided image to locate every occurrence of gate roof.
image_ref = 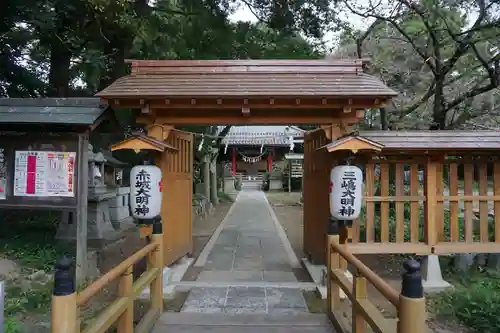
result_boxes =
[97,59,397,99]
[96,59,397,126]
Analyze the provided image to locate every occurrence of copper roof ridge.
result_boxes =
[125,59,369,67]
[128,71,365,76]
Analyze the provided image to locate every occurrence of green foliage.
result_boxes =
[1,0,327,98]
[4,282,53,315]
[3,317,23,333]
[0,211,72,271]
[431,272,500,333]
[339,0,500,129]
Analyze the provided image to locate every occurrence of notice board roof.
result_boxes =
[0,98,116,132]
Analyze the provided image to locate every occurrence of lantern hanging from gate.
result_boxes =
[330,165,363,220]
[130,165,162,220]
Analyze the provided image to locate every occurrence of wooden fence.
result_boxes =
[51,221,164,333]
[349,154,500,255]
[327,222,427,333]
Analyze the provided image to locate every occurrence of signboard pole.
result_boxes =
[0,280,4,333]
[75,133,89,281]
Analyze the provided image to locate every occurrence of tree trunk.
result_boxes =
[432,75,446,129]
[203,155,210,200]
[210,161,219,205]
[380,108,389,130]
[47,0,74,97]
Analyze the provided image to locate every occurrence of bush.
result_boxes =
[3,317,22,333]
[432,272,500,333]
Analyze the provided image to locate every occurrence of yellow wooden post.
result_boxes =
[327,219,340,314]
[398,260,426,333]
[352,269,367,333]
[151,219,164,313]
[51,257,78,333]
[117,266,134,333]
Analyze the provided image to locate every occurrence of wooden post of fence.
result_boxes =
[327,219,341,314]
[424,158,438,246]
[339,222,349,272]
[398,259,426,333]
[352,269,367,333]
[51,257,77,333]
[118,265,134,333]
[151,219,164,313]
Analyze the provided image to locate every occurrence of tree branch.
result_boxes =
[444,80,497,112]
[441,0,488,73]
[343,0,436,74]
[395,80,436,117]
[356,19,382,60]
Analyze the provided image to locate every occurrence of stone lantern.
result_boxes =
[85,144,117,244]
[88,144,107,193]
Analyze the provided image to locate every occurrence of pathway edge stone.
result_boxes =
[194,191,242,267]
[262,194,302,269]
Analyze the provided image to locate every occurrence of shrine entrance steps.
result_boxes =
[152,312,333,333]
[151,189,335,332]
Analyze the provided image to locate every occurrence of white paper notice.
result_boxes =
[14,151,76,197]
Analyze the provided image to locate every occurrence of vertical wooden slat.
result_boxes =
[410,164,420,242]
[339,226,349,272]
[494,162,500,242]
[352,270,367,333]
[395,164,405,243]
[463,163,474,243]
[449,163,459,241]
[380,163,390,242]
[436,163,444,241]
[479,161,489,242]
[352,218,360,244]
[424,160,437,246]
[303,135,311,257]
[365,163,375,243]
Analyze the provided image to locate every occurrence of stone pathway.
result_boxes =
[182,190,309,314]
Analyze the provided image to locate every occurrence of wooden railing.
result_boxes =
[51,221,164,333]
[346,155,500,255]
[327,221,427,333]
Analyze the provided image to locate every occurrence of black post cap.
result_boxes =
[328,218,340,235]
[401,259,423,299]
[53,257,75,296]
[152,217,162,235]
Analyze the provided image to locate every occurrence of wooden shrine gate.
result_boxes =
[49,59,430,333]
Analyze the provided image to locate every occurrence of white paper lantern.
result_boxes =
[130,165,162,220]
[330,165,363,220]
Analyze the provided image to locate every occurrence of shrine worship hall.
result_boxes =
[49,59,500,333]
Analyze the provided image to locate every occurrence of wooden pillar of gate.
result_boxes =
[161,129,194,265]
[147,124,194,266]
[303,124,347,265]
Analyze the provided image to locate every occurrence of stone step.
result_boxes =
[152,312,335,333]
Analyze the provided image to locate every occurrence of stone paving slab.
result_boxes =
[183,190,305,315]
[262,271,297,282]
[181,287,308,314]
[197,270,264,282]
